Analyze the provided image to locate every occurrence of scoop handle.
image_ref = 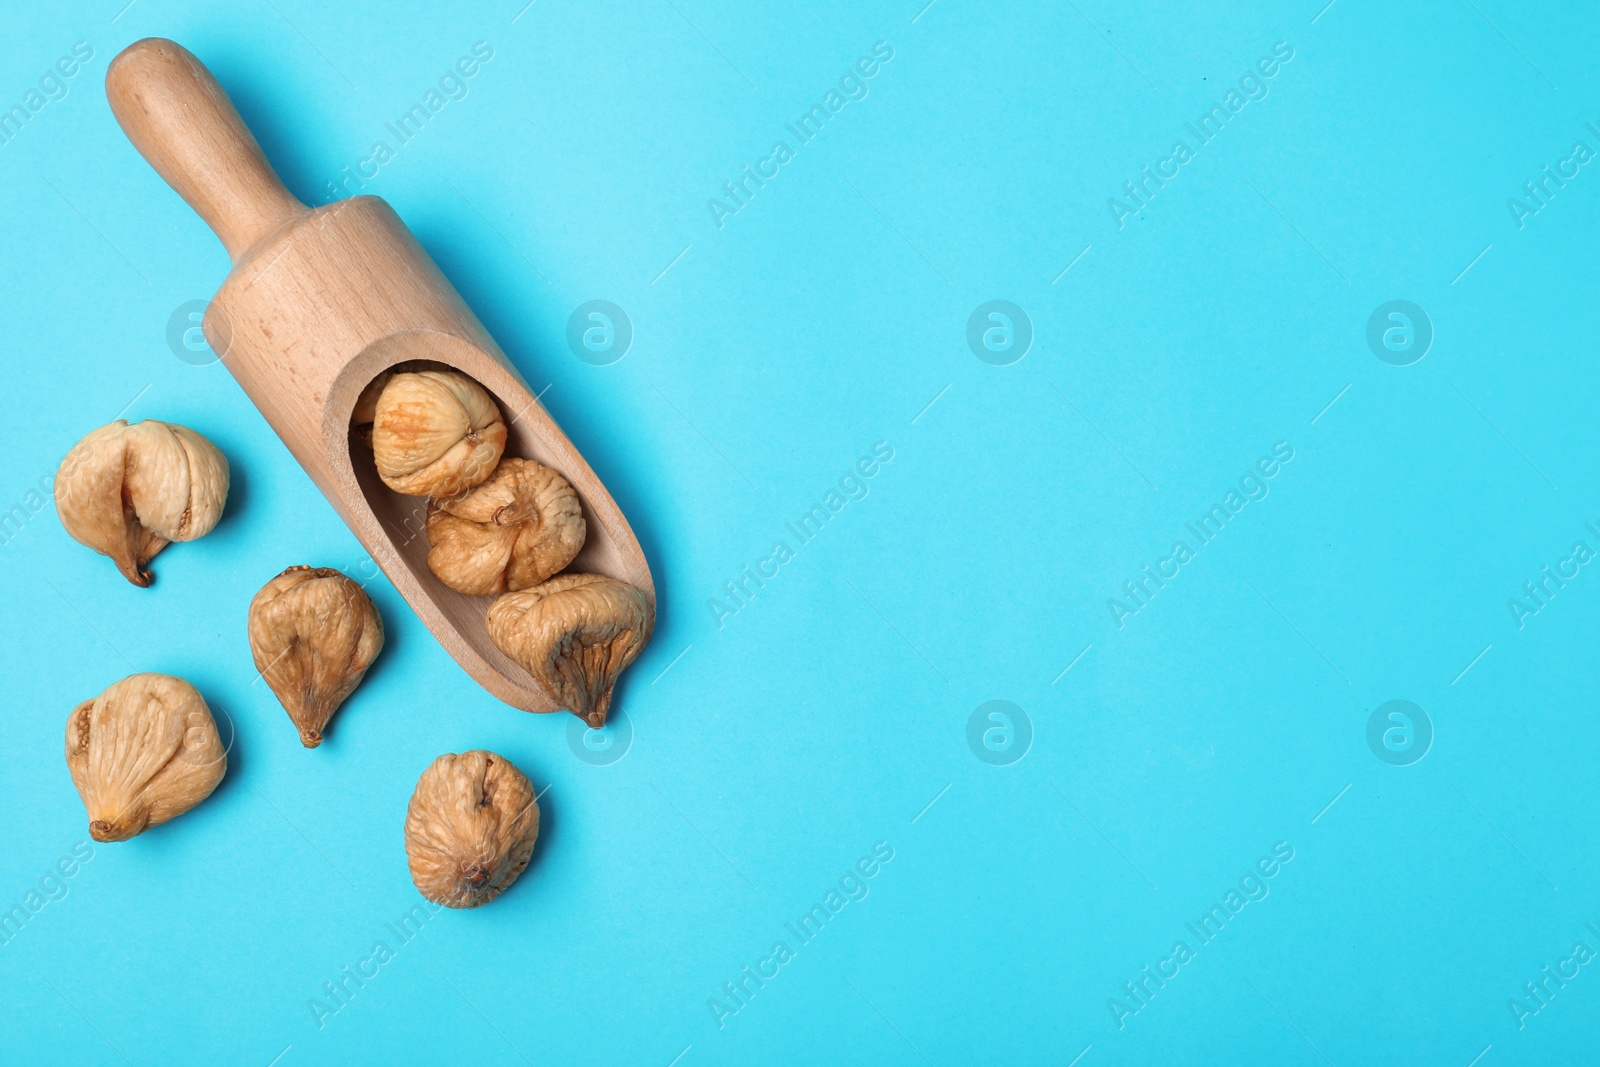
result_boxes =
[106,38,305,263]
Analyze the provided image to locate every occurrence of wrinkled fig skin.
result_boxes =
[349,362,430,446]
[486,574,654,727]
[405,750,540,909]
[65,673,227,842]
[371,370,507,499]
[248,566,384,748]
[54,419,229,586]
[425,458,586,596]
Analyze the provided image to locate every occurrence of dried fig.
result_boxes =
[425,458,586,596]
[348,370,393,447]
[371,370,506,498]
[54,419,229,586]
[65,673,227,842]
[486,574,653,727]
[404,750,540,908]
[247,566,384,747]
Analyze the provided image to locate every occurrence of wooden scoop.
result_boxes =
[106,38,654,715]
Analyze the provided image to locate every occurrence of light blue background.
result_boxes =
[1,0,1597,1063]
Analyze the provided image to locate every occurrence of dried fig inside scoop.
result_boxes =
[54,419,229,586]
[425,458,586,596]
[486,574,654,727]
[371,370,506,498]
[65,673,227,842]
[348,370,393,448]
[247,566,384,747]
[405,750,540,909]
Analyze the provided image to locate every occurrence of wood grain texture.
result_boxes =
[106,39,305,260]
[105,38,654,715]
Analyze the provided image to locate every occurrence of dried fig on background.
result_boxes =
[425,458,586,596]
[405,750,540,909]
[486,574,653,727]
[54,419,229,586]
[247,566,384,748]
[371,370,506,498]
[65,673,227,842]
